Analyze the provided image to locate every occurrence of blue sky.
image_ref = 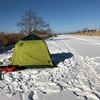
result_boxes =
[0,0,100,33]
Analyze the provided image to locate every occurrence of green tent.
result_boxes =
[10,34,54,68]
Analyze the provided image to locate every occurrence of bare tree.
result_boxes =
[17,10,50,35]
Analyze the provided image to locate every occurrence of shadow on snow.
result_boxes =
[51,52,73,65]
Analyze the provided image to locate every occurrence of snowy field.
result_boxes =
[0,35,100,100]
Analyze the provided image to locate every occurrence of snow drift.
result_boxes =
[0,35,100,100]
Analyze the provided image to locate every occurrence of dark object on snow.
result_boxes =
[0,70,2,80]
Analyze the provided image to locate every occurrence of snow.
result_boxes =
[0,35,100,100]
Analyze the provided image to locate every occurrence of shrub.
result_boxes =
[68,31,100,36]
[0,32,52,46]
[0,32,25,46]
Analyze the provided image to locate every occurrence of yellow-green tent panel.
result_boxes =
[10,35,54,67]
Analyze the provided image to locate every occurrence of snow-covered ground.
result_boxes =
[0,35,100,100]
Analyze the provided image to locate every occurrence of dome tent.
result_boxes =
[10,34,54,68]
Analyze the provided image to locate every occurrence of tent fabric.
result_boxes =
[10,34,54,67]
[21,34,42,40]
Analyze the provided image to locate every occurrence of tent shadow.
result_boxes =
[51,52,73,65]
